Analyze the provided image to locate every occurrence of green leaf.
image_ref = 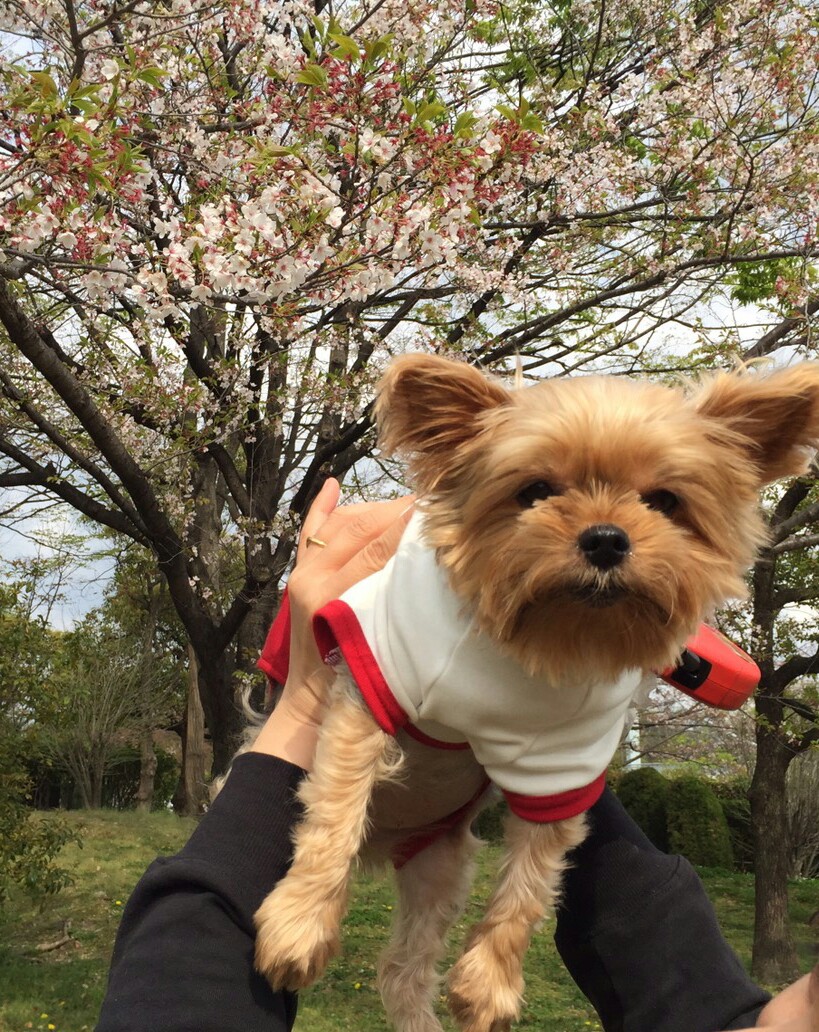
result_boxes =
[690,118,708,140]
[136,67,167,88]
[363,36,391,63]
[328,33,361,61]
[86,167,113,193]
[416,101,446,124]
[69,83,102,103]
[299,29,317,59]
[30,71,58,100]
[624,134,648,159]
[454,111,477,136]
[69,97,98,115]
[726,258,804,305]
[472,19,499,42]
[296,64,328,87]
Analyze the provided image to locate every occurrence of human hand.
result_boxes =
[250,479,414,769]
[727,964,819,1032]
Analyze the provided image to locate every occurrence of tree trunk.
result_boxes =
[194,643,243,776]
[136,729,158,812]
[90,768,104,809]
[750,725,799,983]
[76,775,92,810]
[236,585,279,707]
[136,579,161,813]
[174,645,210,816]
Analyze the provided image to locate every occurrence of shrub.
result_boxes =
[712,779,754,873]
[614,767,670,851]
[0,731,78,905]
[666,776,734,869]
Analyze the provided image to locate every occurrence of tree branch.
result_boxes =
[772,499,819,544]
[0,278,214,643]
[0,366,148,534]
[771,585,819,609]
[206,441,251,516]
[0,470,45,487]
[0,434,149,543]
[770,532,819,555]
[742,296,819,361]
[771,645,819,694]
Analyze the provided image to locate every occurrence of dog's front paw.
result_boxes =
[447,939,522,1032]
[254,884,341,991]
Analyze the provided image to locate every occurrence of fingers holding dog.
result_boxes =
[252,486,414,767]
[291,490,415,613]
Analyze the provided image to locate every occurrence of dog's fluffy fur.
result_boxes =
[253,356,819,1032]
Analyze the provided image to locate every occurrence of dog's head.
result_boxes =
[375,354,819,681]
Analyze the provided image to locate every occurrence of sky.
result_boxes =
[0,497,114,629]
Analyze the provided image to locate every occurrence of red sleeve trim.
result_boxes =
[313,599,409,737]
[257,590,291,684]
[502,771,606,823]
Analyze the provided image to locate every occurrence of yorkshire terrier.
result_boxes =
[253,354,819,1032]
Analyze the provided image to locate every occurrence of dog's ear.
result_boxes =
[375,354,510,464]
[693,363,819,483]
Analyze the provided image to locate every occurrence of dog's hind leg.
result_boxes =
[378,821,482,1032]
[254,682,401,991]
[447,812,587,1032]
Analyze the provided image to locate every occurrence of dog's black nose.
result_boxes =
[578,524,631,570]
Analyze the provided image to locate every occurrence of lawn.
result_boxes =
[0,810,816,1032]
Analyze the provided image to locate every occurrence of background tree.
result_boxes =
[746,478,819,982]
[100,543,189,810]
[38,612,179,809]
[787,748,819,882]
[0,570,75,905]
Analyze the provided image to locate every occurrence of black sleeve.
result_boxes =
[96,753,306,1032]
[554,787,771,1032]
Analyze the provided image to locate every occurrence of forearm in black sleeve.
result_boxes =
[554,787,771,1032]
[96,752,305,1032]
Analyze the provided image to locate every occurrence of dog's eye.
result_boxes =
[517,481,558,508]
[642,489,679,516]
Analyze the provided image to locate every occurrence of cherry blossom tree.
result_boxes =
[746,478,819,982]
[1,0,819,782]
[2,0,819,980]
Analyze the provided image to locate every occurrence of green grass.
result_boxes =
[0,811,199,1032]
[0,811,816,1032]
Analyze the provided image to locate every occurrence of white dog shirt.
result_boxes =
[312,512,644,823]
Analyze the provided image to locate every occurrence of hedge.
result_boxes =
[614,766,670,852]
[665,775,734,869]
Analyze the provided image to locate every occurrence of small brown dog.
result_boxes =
[254,355,819,1032]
